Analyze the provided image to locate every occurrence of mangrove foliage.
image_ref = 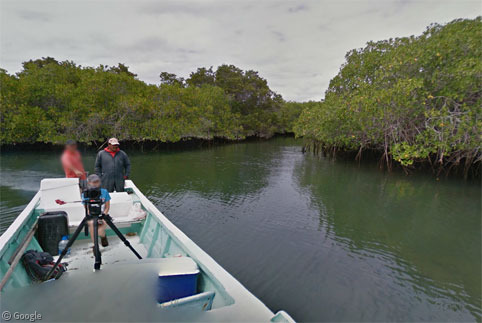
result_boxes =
[1,17,480,177]
[294,17,481,176]
[0,60,303,145]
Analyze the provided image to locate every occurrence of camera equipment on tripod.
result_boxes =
[45,187,143,278]
[83,187,102,216]
[84,187,101,199]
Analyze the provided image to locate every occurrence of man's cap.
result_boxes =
[87,174,101,183]
[108,138,120,145]
[65,139,76,146]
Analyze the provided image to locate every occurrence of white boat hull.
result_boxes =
[0,178,294,322]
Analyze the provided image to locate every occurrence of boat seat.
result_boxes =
[68,192,136,227]
[39,178,81,208]
[38,178,137,227]
[109,257,214,311]
[158,291,215,311]
[38,178,84,223]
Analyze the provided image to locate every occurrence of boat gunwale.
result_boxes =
[0,180,292,321]
[0,191,40,256]
[126,180,276,317]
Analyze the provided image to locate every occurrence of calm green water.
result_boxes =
[1,138,480,322]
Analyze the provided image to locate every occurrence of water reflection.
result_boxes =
[294,154,481,320]
[0,138,480,321]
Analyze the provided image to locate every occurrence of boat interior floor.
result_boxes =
[3,261,209,322]
[2,236,214,322]
[54,233,148,272]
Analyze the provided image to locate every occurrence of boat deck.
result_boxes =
[4,263,209,322]
[3,235,211,322]
[54,232,147,273]
[2,234,275,322]
[0,179,294,322]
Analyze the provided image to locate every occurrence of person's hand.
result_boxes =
[75,170,84,177]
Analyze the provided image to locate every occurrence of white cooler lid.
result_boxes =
[158,257,199,277]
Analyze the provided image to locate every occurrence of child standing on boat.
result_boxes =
[82,174,110,250]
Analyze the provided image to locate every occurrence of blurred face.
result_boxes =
[108,143,120,152]
[66,144,77,152]
[88,179,101,188]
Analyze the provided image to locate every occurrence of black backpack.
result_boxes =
[21,250,67,281]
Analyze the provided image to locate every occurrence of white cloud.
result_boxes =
[0,0,480,101]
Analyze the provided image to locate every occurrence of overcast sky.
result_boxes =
[0,0,480,101]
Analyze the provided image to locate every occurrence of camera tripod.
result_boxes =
[45,206,142,280]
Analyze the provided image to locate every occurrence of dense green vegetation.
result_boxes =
[1,17,480,176]
[0,60,303,145]
[294,17,481,176]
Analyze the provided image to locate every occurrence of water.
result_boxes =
[1,138,480,322]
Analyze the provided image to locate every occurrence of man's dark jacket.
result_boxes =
[94,149,131,192]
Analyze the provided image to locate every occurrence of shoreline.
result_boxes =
[1,134,479,179]
[0,133,296,153]
[301,141,481,180]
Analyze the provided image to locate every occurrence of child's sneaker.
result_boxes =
[101,236,109,247]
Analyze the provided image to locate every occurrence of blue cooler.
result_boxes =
[157,257,200,304]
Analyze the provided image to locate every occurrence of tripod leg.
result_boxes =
[102,214,142,259]
[84,205,89,236]
[93,216,102,270]
[44,217,87,280]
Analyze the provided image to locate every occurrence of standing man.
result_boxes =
[94,138,131,192]
[61,139,87,187]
